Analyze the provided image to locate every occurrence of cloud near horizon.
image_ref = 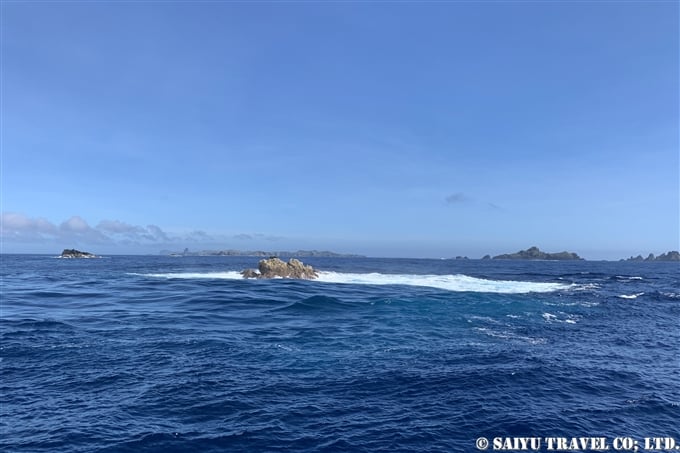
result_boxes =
[0,212,274,250]
[1,213,180,245]
[233,233,283,241]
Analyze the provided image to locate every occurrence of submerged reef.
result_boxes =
[241,257,319,279]
[493,246,582,261]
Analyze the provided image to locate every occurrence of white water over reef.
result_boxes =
[135,271,571,294]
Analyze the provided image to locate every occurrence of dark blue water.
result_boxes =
[1,255,679,452]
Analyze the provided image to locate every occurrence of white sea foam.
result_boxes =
[133,271,572,294]
[474,327,546,344]
[571,283,601,291]
[617,292,645,299]
[542,312,581,324]
[542,312,557,322]
[315,272,571,293]
[131,271,244,279]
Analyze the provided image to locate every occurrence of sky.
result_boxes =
[1,1,678,259]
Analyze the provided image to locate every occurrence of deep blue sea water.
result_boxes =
[1,255,679,452]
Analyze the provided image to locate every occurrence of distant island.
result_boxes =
[160,248,365,258]
[154,246,680,262]
[492,246,583,261]
[621,251,680,262]
[59,249,98,258]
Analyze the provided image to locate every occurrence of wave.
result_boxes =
[133,271,572,294]
[617,293,645,299]
[542,312,581,324]
[474,327,546,344]
[316,272,571,293]
[131,271,244,279]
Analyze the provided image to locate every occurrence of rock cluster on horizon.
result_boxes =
[493,246,582,261]
[241,257,319,279]
[161,249,364,258]
[621,251,680,262]
[60,249,97,258]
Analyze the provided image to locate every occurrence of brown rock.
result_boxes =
[242,257,318,279]
[258,257,289,277]
[286,258,318,279]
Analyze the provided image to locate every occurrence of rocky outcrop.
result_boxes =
[241,257,319,279]
[493,246,582,261]
[241,269,260,279]
[60,249,97,258]
[622,251,680,262]
[657,251,680,261]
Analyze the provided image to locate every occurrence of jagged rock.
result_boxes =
[60,249,97,258]
[493,246,582,260]
[284,258,319,279]
[624,251,680,261]
[241,269,259,279]
[625,255,645,262]
[242,257,319,279]
[259,256,290,277]
[656,251,680,261]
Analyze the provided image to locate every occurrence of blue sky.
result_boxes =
[1,1,678,259]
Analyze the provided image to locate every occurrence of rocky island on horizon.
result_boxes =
[59,249,98,258]
[621,251,680,262]
[160,248,365,258]
[492,246,583,261]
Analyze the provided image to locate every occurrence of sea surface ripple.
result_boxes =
[1,255,679,452]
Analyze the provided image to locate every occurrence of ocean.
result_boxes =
[1,255,678,452]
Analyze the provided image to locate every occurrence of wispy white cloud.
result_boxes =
[1,212,196,246]
[58,216,109,243]
[185,230,211,242]
[96,219,146,235]
[1,212,287,252]
[234,232,284,241]
[146,224,170,242]
[1,212,58,237]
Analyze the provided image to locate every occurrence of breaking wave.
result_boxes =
[133,271,571,294]
[134,271,244,279]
